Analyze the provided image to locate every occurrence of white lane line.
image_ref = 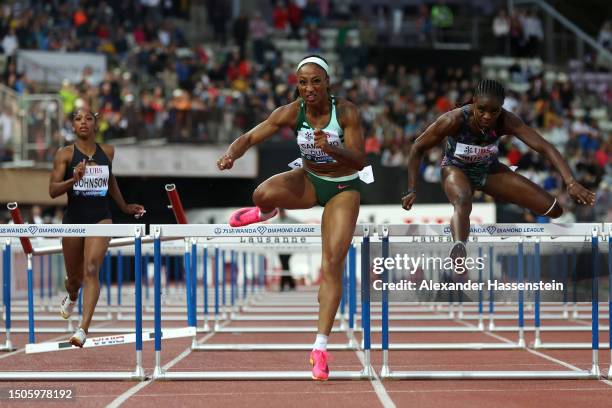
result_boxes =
[124,387,612,398]
[456,317,612,387]
[347,330,396,408]
[106,325,223,408]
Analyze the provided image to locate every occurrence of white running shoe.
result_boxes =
[69,328,87,348]
[59,295,76,319]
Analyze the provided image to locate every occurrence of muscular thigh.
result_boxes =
[62,237,84,280]
[321,191,360,266]
[83,219,111,268]
[481,164,555,214]
[441,166,474,203]
[257,168,318,209]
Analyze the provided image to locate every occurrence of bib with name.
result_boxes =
[73,165,109,197]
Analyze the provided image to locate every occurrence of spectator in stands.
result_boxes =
[0,106,12,161]
[272,0,289,36]
[416,4,432,44]
[287,0,303,40]
[431,0,453,42]
[522,9,543,57]
[1,27,18,55]
[249,11,269,65]
[509,9,525,57]
[233,13,249,59]
[306,24,321,53]
[597,20,611,51]
[492,9,510,55]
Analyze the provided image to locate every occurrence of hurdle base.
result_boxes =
[535,342,610,349]
[209,326,346,333]
[380,365,391,378]
[0,371,145,381]
[382,370,598,380]
[192,343,357,351]
[0,340,15,352]
[155,370,367,380]
[371,343,520,350]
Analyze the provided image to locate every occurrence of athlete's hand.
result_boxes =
[73,159,86,183]
[313,129,330,152]
[567,181,595,206]
[124,204,146,218]
[217,154,234,170]
[401,192,417,211]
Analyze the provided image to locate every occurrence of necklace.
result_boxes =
[473,118,486,135]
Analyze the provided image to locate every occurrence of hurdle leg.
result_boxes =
[202,246,209,332]
[360,227,373,378]
[533,240,542,348]
[517,240,525,348]
[607,228,611,379]
[477,246,484,331]
[133,229,145,379]
[2,240,15,351]
[347,244,358,348]
[562,249,569,319]
[572,249,578,319]
[590,228,600,377]
[339,260,348,331]
[117,250,123,319]
[488,246,495,330]
[380,227,391,378]
[214,246,221,331]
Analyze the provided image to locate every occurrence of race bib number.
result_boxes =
[73,165,109,197]
[454,142,498,163]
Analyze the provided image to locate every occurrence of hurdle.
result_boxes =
[377,223,601,380]
[193,242,359,346]
[164,229,358,344]
[150,223,373,380]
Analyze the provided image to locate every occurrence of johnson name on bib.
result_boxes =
[453,142,498,163]
[73,165,110,197]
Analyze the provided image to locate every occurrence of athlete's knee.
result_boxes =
[321,253,345,278]
[83,261,100,279]
[252,186,275,208]
[451,193,473,212]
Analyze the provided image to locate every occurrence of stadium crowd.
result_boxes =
[0,1,609,222]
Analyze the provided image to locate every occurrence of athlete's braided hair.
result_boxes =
[474,79,505,103]
[457,79,506,108]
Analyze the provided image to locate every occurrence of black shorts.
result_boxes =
[62,209,112,224]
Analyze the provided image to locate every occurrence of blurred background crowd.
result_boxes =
[0,0,610,223]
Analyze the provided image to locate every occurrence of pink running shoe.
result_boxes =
[229,207,278,227]
[309,349,331,381]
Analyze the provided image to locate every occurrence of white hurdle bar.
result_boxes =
[0,223,147,381]
[377,223,602,380]
[149,224,373,380]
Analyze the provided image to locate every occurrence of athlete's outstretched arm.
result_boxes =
[505,112,595,206]
[315,101,365,170]
[403,111,459,210]
[49,148,83,198]
[217,103,298,170]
